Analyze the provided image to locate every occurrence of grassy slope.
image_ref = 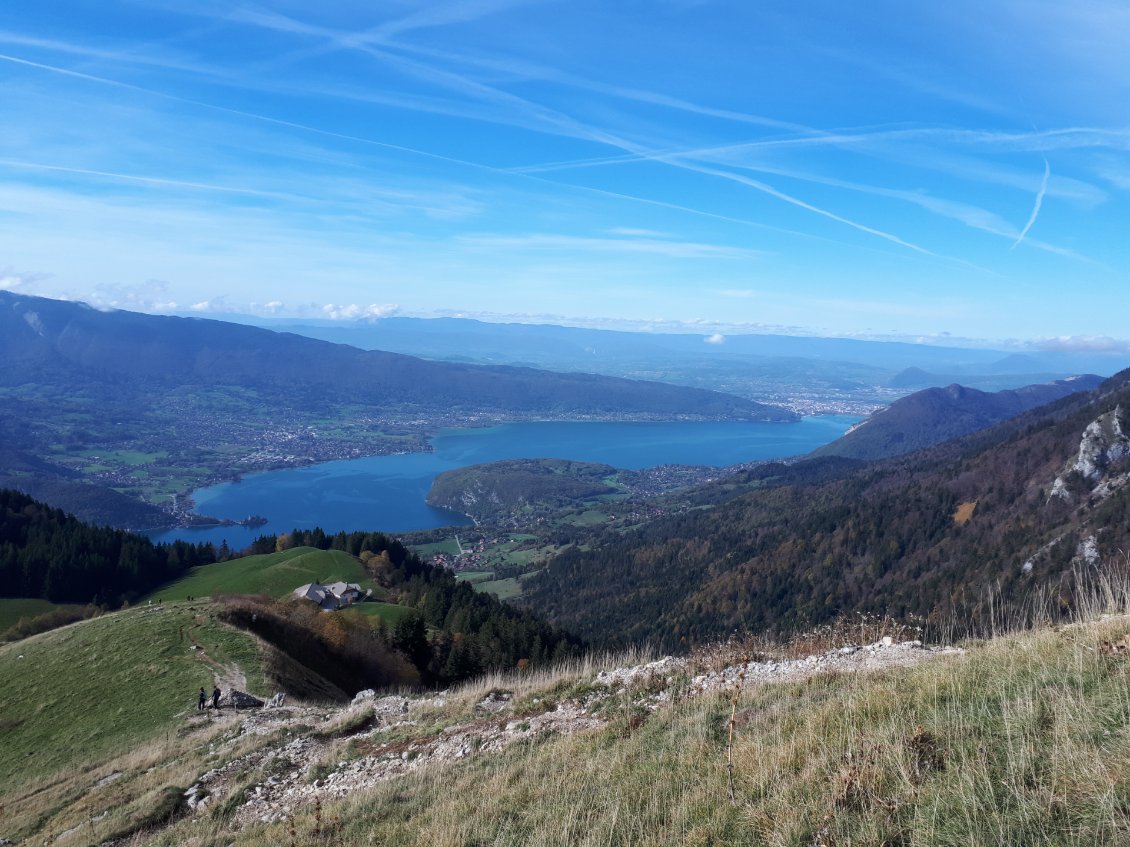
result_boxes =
[161,616,1129,847]
[0,597,83,632]
[4,608,1128,846]
[0,602,266,792]
[143,547,378,601]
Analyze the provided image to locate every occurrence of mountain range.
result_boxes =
[208,312,1127,406]
[0,292,792,421]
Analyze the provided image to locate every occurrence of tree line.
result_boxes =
[0,488,218,606]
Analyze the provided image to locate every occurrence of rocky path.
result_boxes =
[183,638,962,826]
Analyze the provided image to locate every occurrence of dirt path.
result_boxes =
[187,617,248,693]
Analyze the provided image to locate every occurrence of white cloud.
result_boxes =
[321,303,400,321]
[705,333,726,345]
[187,296,227,312]
[0,266,51,292]
[1012,159,1050,249]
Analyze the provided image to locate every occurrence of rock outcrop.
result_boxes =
[180,638,962,828]
[220,690,265,709]
[1050,405,1130,501]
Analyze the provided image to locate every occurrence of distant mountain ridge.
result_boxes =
[0,292,793,421]
[813,375,1105,461]
[218,313,1122,373]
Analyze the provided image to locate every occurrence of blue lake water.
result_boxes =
[149,416,859,547]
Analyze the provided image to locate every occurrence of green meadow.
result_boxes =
[0,602,265,791]
[142,547,379,602]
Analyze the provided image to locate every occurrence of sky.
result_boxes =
[1,1,1128,349]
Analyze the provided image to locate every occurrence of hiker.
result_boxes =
[211,686,221,710]
[197,687,207,711]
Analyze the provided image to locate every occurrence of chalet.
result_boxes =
[292,581,365,611]
[326,581,363,605]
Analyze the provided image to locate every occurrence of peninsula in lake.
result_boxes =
[0,292,796,528]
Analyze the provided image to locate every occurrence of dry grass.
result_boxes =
[240,618,1126,846]
[1,716,238,846]
[140,565,1129,847]
[446,644,658,706]
[10,567,1130,847]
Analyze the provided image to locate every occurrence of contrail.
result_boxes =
[1012,158,1050,249]
[0,159,289,199]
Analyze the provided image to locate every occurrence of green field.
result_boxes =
[474,577,522,599]
[561,508,613,526]
[455,570,496,584]
[143,547,378,601]
[475,570,543,600]
[0,602,266,790]
[408,538,466,557]
[0,598,83,633]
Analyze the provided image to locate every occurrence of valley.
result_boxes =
[4,4,1129,844]
[0,292,799,531]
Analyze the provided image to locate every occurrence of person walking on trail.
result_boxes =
[197,687,207,711]
[211,686,221,710]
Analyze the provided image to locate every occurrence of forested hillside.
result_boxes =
[427,458,620,523]
[0,489,217,605]
[228,529,580,686]
[813,375,1103,460]
[0,491,579,685]
[523,370,1130,647]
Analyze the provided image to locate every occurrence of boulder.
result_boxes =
[221,690,264,709]
[352,688,376,705]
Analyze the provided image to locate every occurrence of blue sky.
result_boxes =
[1,1,1128,349]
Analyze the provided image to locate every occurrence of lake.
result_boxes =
[149,416,859,547]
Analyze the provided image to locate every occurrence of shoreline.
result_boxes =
[145,415,858,539]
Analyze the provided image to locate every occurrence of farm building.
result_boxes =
[292,581,365,611]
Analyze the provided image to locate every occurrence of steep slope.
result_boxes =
[814,375,1104,460]
[522,371,1130,646]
